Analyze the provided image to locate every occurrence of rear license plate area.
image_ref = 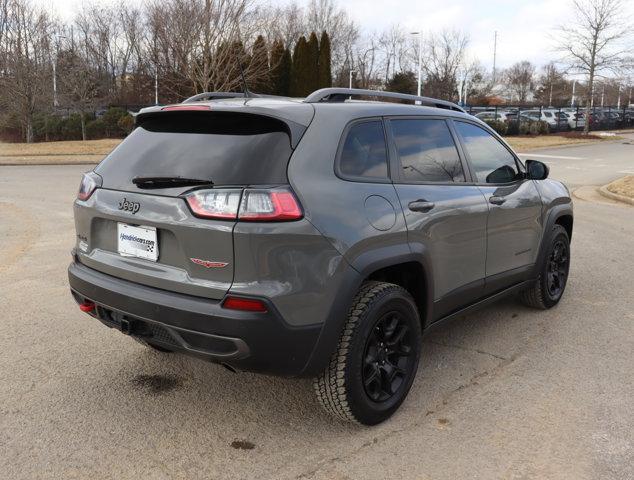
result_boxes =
[117,223,158,261]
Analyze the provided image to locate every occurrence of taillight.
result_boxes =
[238,188,303,221]
[185,187,303,222]
[222,296,268,312]
[185,189,242,219]
[77,172,102,201]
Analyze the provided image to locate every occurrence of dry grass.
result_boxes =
[0,138,121,165]
[506,134,619,152]
[607,176,634,199]
[0,138,121,156]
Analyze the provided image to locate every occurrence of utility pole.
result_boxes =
[410,31,422,96]
[571,79,576,107]
[617,84,621,109]
[492,31,498,83]
[153,36,159,105]
[348,69,356,89]
[601,84,605,107]
[154,69,159,105]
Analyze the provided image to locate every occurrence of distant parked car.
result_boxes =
[521,110,568,132]
[475,111,518,123]
[560,111,585,130]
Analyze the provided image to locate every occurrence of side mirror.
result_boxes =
[525,160,549,180]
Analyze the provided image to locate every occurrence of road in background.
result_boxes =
[518,132,634,188]
[0,138,632,479]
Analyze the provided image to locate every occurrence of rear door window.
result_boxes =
[96,112,295,191]
[390,118,465,183]
[338,120,389,180]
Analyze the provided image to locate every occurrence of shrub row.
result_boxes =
[484,119,550,136]
[32,107,134,142]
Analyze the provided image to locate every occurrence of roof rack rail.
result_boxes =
[183,92,261,103]
[304,88,465,113]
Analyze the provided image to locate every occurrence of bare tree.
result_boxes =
[378,25,407,84]
[557,0,631,133]
[0,0,52,142]
[261,2,303,50]
[353,34,380,89]
[422,29,469,100]
[535,62,571,106]
[57,46,107,140]
[505,61,536,103]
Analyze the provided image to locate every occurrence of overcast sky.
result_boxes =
[38,0,634,73]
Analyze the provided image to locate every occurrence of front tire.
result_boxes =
[313,281,422,425]
[519,224,570,309]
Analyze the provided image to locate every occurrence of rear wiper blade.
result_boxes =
[132,176,214,189]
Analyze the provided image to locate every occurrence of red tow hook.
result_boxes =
[79,301,95,313]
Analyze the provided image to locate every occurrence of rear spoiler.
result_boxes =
[134,107,308,149]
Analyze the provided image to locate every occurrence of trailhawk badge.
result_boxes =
[190,258,228,268]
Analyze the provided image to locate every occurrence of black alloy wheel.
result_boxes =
[546,239,569,300]
[362,311,414,403]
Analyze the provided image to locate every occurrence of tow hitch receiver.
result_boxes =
[120,318,132,335]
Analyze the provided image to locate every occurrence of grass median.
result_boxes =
[0,139,121,165]
[606,176,634,199]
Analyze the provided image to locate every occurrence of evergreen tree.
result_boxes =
[270,40,291,96]
[318,31,332,89]
[290,36,309,97]
[250,35,269,93]
[279,48,292,96]
[386,71,417,95]
[307,32,320,93]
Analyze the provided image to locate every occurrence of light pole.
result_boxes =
[52,35,66,108]
[571,79,576,107]
[348,69,356,89]
[410,31,422,96]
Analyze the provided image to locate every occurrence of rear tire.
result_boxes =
[519,224,570,309]
[313,281,422,425]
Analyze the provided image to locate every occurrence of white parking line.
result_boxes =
[517,153,585,160]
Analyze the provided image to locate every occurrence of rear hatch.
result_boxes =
[75,109,305,300]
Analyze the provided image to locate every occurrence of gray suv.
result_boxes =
[69,88,573,425]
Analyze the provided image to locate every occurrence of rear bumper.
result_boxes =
[68,261,322,376]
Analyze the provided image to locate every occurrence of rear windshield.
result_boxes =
[96,112,293,189]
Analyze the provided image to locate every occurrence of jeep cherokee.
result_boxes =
[69,88,573,425]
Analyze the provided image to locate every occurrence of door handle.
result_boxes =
[408,200,435,213]
[489,195,506,205]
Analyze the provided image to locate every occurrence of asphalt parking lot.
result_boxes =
[1,137,633,480]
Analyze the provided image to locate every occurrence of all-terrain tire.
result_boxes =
[519,224,570,309]
[313,281,422,425]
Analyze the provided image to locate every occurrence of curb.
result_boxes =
[599,184,634,206]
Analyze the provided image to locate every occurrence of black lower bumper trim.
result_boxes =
[68,262,322,376]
